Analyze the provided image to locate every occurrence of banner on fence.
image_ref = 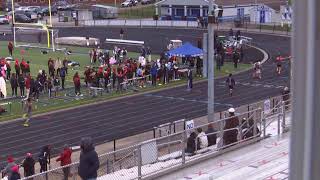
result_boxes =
[264,99,271,114]
[141,140,158,165]
[185,120,194,137]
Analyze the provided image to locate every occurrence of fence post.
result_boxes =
[137,144,142,180]
[282,101,286,132]
[259,23,262,32]
[273,23,276,33]
[182,131,186,164]
[277,113,281,135]
[153,127,156,138]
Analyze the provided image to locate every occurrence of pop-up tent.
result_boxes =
[167,42,203,57]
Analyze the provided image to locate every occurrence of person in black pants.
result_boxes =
[38,145,51,173]
[18,74,25,97]
[10,73,18,97]
[60,67,66,90]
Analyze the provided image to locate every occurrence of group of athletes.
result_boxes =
[225,54,291,97]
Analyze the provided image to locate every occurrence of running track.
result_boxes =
[0,27,290,167]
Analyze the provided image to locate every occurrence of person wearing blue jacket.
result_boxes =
[150,64,158,87]
[78,137,99,180]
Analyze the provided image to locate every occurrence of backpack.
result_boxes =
[54,78,60,86]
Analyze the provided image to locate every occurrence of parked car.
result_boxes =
[122,0,138,7]
[14,14,32,23]
[41,6,58,16]
[121,0,133,7]
[141,0,154,5]
[0,15,9,25]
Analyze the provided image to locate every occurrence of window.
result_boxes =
[175,8,184,16]
[32,0,37,3]
[25,0,29,3]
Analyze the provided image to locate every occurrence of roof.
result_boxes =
[156,0,284,11]
[155,0,214,6]
[92,4,118,9]
[167,42,203,57]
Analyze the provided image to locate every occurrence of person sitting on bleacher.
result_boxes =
[197,128,208,149]
[223,108,240,146]
[243,118,260,139]
[186,132,197,155]
[206,124,217,146]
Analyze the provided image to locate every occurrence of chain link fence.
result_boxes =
[19,95,291,180]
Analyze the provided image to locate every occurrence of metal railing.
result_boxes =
[19,98,291,180]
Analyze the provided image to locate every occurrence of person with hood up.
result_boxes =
[223,108,240,146]
[56,144,72,180]
[1,156,16,179]
[185,132,197,155]
[196,128,208,149]
[21,153,35,177]
[78,137,99,180]
[9,165,20,180]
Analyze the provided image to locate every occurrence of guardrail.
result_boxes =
[19,94,291,180]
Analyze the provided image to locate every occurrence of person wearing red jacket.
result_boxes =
[104,67,111,91]
[25,75,31,99]
[14,59,20,78]
[56,145,72,180]
[73,72,81,96]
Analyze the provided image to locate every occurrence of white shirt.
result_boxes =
[197,132,208,149]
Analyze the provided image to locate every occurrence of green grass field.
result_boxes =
[0,40,251,122]
[118,5,155,19]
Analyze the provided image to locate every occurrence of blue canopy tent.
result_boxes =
[167,42,203,57]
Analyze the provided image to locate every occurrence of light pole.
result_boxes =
[207,0,215,123]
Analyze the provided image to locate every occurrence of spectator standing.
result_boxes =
[21,153,35,177]
[187,67,193,90]
[150,64,157,87]
[223,108,240,146]
[9,165,20,180]
[73,72,81,96]
[63,57,68,75]
[120,28,124,39]
[10,73,18,97]
[1,156,16,180]
[78,137,100,180]
[8,41,13,56]
[18,74,25,97]
[14,59,20,78]
[185,132,197,154]
[25,75,31,99]
[60,66,66,90]
[56,144,72,180]
[197,128,208,149]
[53,75,60,97]
[38,145,51,173]
[47,77,53,98]
[6,62,11,80]
[206,124,217,146]
[233,51,239,69]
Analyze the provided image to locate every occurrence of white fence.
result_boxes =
[80,19,199,28]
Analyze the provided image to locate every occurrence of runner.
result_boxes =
[276,60,282,75]
[23,98,32,127]
[226,74,235,96]
[253,61,262,79]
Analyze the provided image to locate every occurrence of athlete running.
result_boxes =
[253,61,262,79]
[23,98,32,127]
[226,74,236,96]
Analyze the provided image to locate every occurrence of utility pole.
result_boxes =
[207,0,215,123]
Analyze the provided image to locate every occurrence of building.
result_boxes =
[155,0,258,21]
[154,0,217,21]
